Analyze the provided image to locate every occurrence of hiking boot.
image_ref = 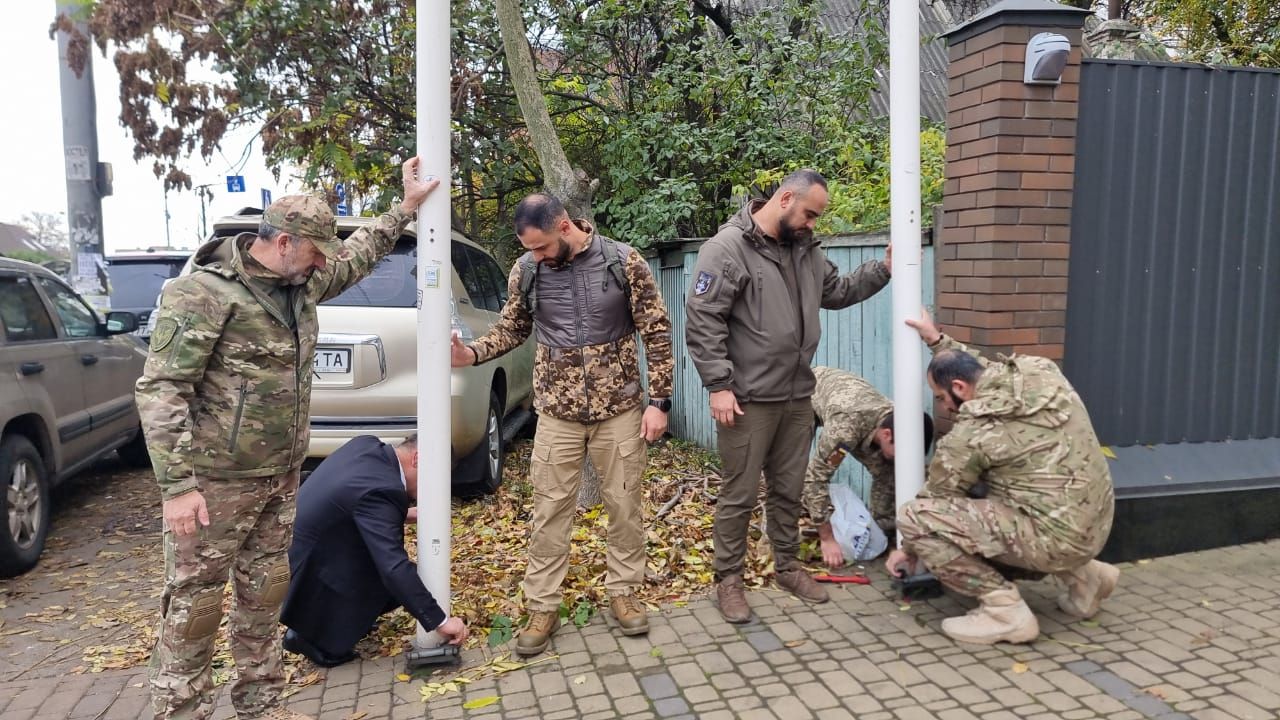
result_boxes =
[256,707,314,720]
[1055,560,1120,618]
[610,593,650,636]
[940,587,1040,645]
[776,568,830,604]
[716,574,752,624]
[516,611,560,657]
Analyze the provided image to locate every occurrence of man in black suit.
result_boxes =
[281,434,468,666]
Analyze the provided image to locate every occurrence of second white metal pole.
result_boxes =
[889,0,925,528]
[415,0,452,649]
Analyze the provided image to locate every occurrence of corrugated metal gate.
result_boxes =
[1064,59,1280,447]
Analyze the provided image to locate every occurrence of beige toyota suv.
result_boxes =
[208,212,535,495]
[0,258,149,577]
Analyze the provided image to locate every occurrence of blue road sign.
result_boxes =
[226,175,245,192]
[261,188,272,207]
[335,183,349,216]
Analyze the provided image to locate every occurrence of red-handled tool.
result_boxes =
[812,573,871,584]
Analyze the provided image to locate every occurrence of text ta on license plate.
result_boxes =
[314,347,352,374]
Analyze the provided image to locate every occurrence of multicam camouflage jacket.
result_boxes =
[469,226,673,424]
[135,208,413,500]
[802,366,894,526]
[923,335,1115,553]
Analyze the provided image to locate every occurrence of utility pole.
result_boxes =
[54,0,111,312]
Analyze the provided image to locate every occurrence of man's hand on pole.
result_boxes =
[449,330,476,367]
[436,617,469,646]
[905,306,942,345]
[399,156,441,214]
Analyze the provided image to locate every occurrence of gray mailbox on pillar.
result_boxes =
[1024,32,1071,85]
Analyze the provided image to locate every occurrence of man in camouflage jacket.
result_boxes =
[887,310,1119,646]
[136,158,438,720]
[804,366,933,567]
[451,193,673,656]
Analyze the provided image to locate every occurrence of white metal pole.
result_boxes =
[415,0,452,649]
[889,0,924,534]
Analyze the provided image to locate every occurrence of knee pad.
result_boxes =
[184,588,224,640]
[260,562,291,608]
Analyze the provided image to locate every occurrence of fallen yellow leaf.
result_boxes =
[1101,446,1117,459]
[396,674,410,682]
[462,696,500,709]
[1011,662,1029,674]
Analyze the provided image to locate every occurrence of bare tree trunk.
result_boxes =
[495,0,602,507]
[494,0,598,220]
[1108,0,1122,19]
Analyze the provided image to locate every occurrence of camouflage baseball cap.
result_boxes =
[263,195,351,261]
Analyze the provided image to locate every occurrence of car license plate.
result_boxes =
[314,348,352,373]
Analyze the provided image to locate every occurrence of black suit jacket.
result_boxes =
[281,435,446,654]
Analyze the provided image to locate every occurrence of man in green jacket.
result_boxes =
[684,169,892,623]
[137,158,438,720]
[888,310,1119,645]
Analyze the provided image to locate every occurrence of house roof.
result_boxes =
[0,223,48,256]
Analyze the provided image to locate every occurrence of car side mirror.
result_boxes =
[104,311,139,335]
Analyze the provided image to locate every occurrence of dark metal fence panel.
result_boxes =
[1066,60,1280,446]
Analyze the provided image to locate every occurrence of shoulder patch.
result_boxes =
[694,271,715,296]
[150,317,178,352]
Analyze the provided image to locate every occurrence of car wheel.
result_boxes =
[117,427,151,468]
[454,390,505,497]
[0,435,50,578]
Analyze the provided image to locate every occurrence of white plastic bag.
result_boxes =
[828,483,887,561]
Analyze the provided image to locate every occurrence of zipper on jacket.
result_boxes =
[227,380,248,453]
[165,316,191,367]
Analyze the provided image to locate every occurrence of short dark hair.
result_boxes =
[928,349,984,388]
[258,220,282,242]
[778,169,828,194]
[513,193,568,236]
[399,434,418,449]
[879,411,935,454]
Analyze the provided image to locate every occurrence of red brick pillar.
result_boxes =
[936,1,1091,360]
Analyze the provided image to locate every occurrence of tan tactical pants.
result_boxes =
[898,496,1102,598]
[713,398,815,579]
[522,406,647,611]
[149,472,297,720]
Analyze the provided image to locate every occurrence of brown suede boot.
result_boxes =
[1055,560,1120,618]
[610,593,650,636]
[940,587,1040,645]
[776,568,830,604]
[716,574,752,623]
[516,610,560,657]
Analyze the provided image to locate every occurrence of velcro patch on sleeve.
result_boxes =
[694,271,715,296]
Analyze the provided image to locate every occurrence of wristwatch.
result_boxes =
[648,397,672,413]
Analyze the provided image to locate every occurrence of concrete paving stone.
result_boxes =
[532,671,568,696]
[567,670,605,697]
[1207,694,1271,719]
[680,631,715,649]
[906,683,950,706]
[319,700,356,716]
[807,658,840,673]
[323,683,360,703]
[666,661,703,688]
[683,684,719,704]
[627,651,664,670]
[574,693,614,714]
[746,630,785,654]
[757,682,792,698]
[794,681,840,710]
[990,686,1035,707]
[738,661,773,678]
[948,686,992,706]
[709,672,746,691]
[604,671,642,700]
[880,659,928,686]
[815,708,857,720]
[866,680,908,701]
[816,668,859,697]
[764,695,814,719]
[1191,685,1226,699]
[581,711,621,720]
[536,709,574,720]
[539,692,575,713]
[936,708,982,720]
[1227,681,1280,710]
[780,669,817,685]
[500,691,536,710]
[763,650,796,667]
[769,621,806,642]
[892,706,939,720]
[694,650,735,674]
[722,686,755,699]
[614,694,651,715]
[698,711,738,720]
[728,694,764,712]
[653,695,691,717]
[640,671,679,700]
[389,704,421,720]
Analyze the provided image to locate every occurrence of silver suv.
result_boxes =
[0,258,149,577]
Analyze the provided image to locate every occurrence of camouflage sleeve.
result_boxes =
[134,278,229,500]
[312,206,414,303]
[470,262,533,364]
[864,457,898,526]
[928,333,991,367]
[819,254,890,310]
[624,249,673,398]
[684,240,746,392]
[920,419,987,499]
[802,424,844,524]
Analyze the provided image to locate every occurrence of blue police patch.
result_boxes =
[694,271,715,296]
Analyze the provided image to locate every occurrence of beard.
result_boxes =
[778,214,813,244]
[543,236,574,268]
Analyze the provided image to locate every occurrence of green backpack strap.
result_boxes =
[518,257,538,315]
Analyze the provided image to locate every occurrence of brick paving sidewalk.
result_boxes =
[2,539,1276,719]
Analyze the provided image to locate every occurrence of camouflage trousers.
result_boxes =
[523,406,647,611]
[714,398,814,579]
[149,472,298,720]
[898,496,1100,598]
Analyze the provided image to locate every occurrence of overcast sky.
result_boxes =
[0,6,299,253]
